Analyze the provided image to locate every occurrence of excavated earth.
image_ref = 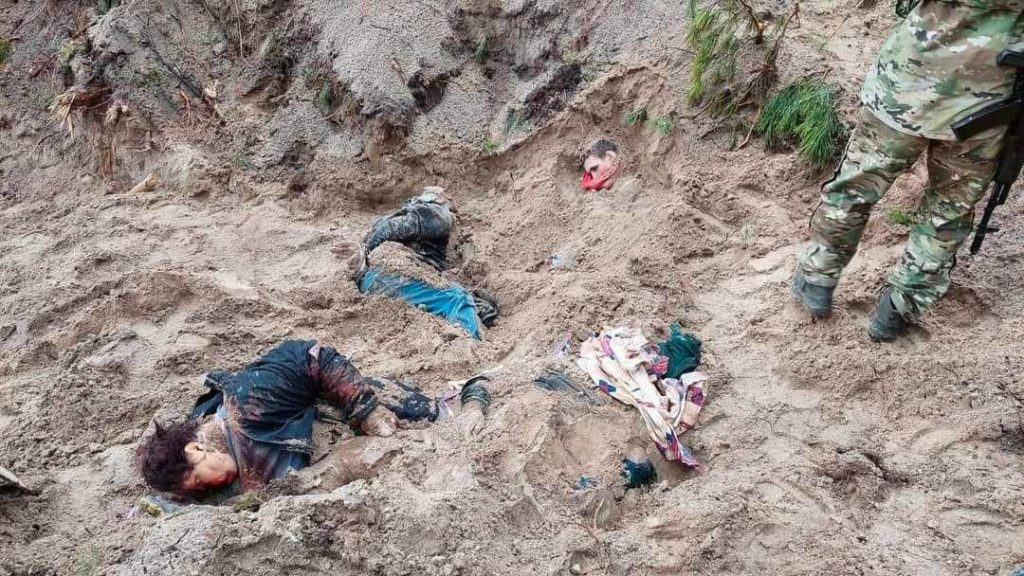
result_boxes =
[1,1,1023,575]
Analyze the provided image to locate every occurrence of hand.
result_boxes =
[457,402,486,438]
[332,241,367,280]
[360,407,397,437]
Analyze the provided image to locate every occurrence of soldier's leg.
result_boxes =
[886,135,1001,319]
[797,110,927,286]
[363,201,453,254]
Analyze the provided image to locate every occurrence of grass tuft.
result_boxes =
[233,153,256,170]
[886,208,916,226]
[504,108,527,134]
[474,36,491,64]
[59,39,85,65]
[755,79,847,166]
[647,115,674,136]
[75,547,101,576]
[0,38,11,66]
[480,137,500,154]
[624,105,648,126]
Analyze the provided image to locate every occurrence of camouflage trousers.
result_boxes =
[363,197,454,271]
[796,108,1001,320]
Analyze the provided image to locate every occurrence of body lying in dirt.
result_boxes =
[337,188,499,339]
[136,340,490,502]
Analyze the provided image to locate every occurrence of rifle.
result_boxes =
[951,49,1024,254]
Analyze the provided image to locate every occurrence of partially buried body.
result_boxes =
[335,187,498,339]
[581,140,622,191]
[137,340,490,500]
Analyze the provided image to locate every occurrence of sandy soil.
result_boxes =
[1,1,1023,575]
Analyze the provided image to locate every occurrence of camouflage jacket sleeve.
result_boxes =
[307,343,379,424]
[861,0,1024,140]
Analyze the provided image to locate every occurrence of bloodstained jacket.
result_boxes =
[194,340,378,490]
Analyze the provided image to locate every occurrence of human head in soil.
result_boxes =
[582,139,621,191]
[137,420,238,495]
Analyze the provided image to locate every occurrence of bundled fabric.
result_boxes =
[657,323,702,379]
[621,457,657,488]
[358,267,483,339]
[472,289,500,328]
[577,327,708,468]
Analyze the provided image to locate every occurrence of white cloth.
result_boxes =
[576,327,703,467]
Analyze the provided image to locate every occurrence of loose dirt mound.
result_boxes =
[2,1,1023,575]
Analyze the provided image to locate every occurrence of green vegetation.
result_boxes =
[504,107,527,134]
[231,491,264,512]
[685,1,742,111]
[740,223,757,245]
[316,82,333,110]
[97,0,118,15]
[0,38,11,66]
[304,57,356,122]
[579,64,597,84]
[647,115,674,136]
[685,0,799,115]
[624,106,672,136]
[755,79,847,167]
[75,547,101,576]
[728,121,750,150]
[480,137,500,154]
[474,36,492,64]
[260,30,290,74]
[624,105,648,127]
[139,67,163,84]
[233,153,256,170]
[886,208,916,226]
[59,39,86,65]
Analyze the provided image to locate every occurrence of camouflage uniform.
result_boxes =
[797,1,1024,320]
[363,191,454,271]
[358,191,500,336]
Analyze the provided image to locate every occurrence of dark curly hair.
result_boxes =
[137,420,199,494]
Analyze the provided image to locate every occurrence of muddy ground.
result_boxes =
[1,1,1023,575]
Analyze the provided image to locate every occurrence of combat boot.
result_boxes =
[791,273,835,318]
[868,288,908,342]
